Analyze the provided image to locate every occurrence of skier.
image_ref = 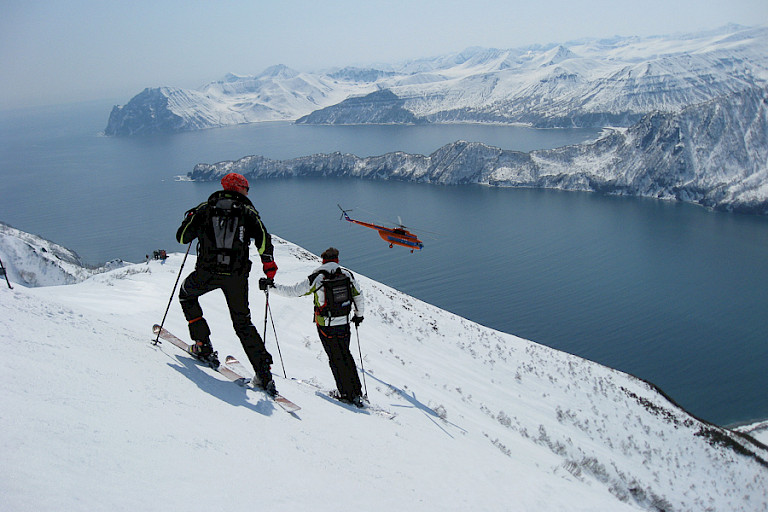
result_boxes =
[175,172,279,394]
[267,247,365,407]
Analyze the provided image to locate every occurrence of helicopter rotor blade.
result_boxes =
[338,204,355,221]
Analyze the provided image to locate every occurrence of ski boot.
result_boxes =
[189,340,220,369]
[252,364,277,397]
[186,318,219,369]
[331,390,365,408]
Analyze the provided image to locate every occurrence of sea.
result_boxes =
[1,99,767,427]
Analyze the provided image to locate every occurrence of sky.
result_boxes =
[1,0,766,110]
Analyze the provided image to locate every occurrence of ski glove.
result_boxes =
[351,315,364,327]
[263,261,278,279]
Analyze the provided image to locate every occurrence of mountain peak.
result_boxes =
[540,45,577,66]
[258,64,299,79]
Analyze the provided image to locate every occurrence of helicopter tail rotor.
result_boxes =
[338,204,353,222]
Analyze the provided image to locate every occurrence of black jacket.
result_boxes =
[176,190,274,274]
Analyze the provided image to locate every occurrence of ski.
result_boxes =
[223,356,301,413]
[152,324,300,413]
[152,324,241,380]
[291,378,395,419]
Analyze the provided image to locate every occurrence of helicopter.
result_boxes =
[338,205,424,252]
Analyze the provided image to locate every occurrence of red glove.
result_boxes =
[262,260,277,279]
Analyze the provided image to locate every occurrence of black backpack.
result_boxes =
[202,197,248,274]
[312,268,353,318]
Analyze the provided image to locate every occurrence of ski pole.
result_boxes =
[263,286,269,346]
[354,324,368,399]
[153,242,192,345]
[0,256,12,289]
[263,286,287,378]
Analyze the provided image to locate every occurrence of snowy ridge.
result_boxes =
[1,226,766,511]
[105,69,376,136]
[0,222,126,286]
[300,31,768,127]
[105,25,768,135]
[737,420,768,446]
[189,85,768,214]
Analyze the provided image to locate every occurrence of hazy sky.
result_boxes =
[1,0,766,109]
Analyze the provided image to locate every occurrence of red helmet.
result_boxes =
[221,173,249,193]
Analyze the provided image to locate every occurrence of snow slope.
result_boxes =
[1,232,767,512]
[0,222,126,287]
[738,421,768,446]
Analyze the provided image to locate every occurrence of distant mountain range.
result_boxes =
[188,84,768,214]
[105,25,768,135]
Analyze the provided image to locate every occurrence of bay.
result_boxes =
[1,100,766,427]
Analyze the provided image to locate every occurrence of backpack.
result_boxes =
[202,197,248,274]
[312,268,353,318]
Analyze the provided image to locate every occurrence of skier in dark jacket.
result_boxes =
[269,247,365,407]
[176,172,279,394]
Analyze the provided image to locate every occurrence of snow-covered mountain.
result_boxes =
[105,66,377,136]
[0,222,126,286]
[2,225,767,511]
[188,84,768,214]
[105,25,768,135]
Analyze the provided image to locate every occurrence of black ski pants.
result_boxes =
[179,268,273,370]
[317,323,362,400]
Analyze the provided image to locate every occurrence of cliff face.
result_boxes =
[105,88,186,136]
[190,86,768,214]
[521,85,768,212]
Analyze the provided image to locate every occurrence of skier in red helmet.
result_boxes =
[176,172,279,395]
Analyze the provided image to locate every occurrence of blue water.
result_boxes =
[2,101,767,427]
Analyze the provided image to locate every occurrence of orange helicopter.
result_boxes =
[338,205,424,252]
